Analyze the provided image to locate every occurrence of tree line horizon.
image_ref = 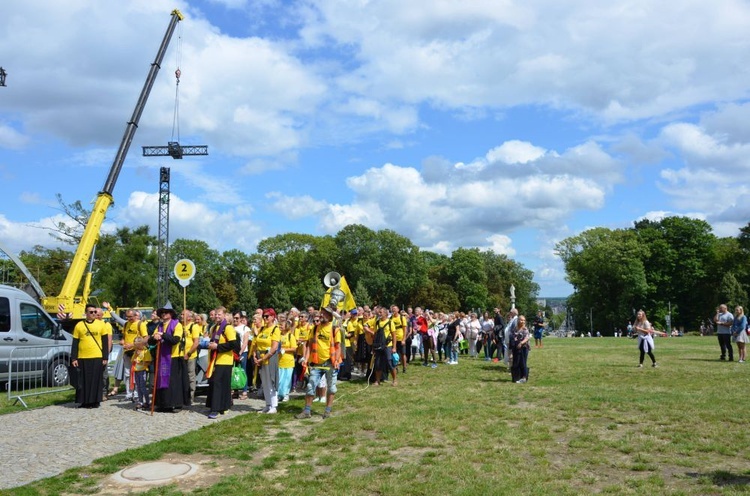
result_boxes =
[4,215,748,334]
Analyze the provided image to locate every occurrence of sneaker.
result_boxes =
[258,406,270,413]
[637,364,643,368]
[739,359,745,363]
[263,408,277,414]
[430,363,437,369]
[322,411,332,419]
[280,396,290,402]
[652,363,658,368]
[516,378,527,383]
[207,412,218,419]
[295,410,311,419]
[720,356,726,361]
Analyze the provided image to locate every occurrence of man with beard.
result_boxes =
[149,305,190,412]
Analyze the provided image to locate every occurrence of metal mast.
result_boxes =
[157,167,171,307]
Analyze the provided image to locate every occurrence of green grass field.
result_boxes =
[6,336,750,495]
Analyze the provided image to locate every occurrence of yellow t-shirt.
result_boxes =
[133,348,152,372]
[376,317,394,342]
[295,322,312,342]
[279,332,298,369]
[391,315,407,341]
[73,319,106,359]
[184,323,202,359]
[343,318,362,347]
[213,324,237,367]
[254,324,280,353]
[157,321,185,359]
[311,322,336,364]
[122,320,147,347]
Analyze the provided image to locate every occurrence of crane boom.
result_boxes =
[42,9,184,319]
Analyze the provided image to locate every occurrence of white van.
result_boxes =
[0,285,72,387]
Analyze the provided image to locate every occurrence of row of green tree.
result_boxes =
[556,217,750,333]
[5,224,539,315]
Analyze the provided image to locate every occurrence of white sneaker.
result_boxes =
[258,406,270,413]
[637,364,643,368]
[263,408,277,414]
[280,396,289,402]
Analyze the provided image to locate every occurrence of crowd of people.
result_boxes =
[70,303,540,415]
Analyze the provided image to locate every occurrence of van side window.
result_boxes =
[20,303,55,339]
[0,297,9,332]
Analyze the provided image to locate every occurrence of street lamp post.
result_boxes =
[509,284,516,310]
[589,308,593,335]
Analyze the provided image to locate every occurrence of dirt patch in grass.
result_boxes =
[87,454,246,495]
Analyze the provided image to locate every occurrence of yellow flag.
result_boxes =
[321,275,357,312]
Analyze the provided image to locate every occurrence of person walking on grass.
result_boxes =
[731,306,748,363]
[715,304,734,361]
[634,309,659,368]
[533,310,545,348]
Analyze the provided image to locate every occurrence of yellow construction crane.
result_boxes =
[42,10,184,321]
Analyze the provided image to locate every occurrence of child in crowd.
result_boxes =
[277,317,298,402]
[132,336,152,410]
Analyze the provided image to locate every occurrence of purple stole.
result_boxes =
[157,319,178,389]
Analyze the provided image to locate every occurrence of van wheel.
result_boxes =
[47,359,69,387]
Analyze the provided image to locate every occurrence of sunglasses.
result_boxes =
[263,315,272,318]
[87,310,97,314]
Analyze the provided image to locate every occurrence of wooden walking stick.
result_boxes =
[150,339,161,416]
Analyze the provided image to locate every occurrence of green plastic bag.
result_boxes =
[231,364,247,390]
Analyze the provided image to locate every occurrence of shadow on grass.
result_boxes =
[675,358,727,362]
[686,470,750,488]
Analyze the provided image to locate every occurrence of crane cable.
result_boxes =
[171,21,183,143]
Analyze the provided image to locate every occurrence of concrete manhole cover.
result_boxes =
[112,461,198,485]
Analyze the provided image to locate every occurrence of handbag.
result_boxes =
[231,364,247,390]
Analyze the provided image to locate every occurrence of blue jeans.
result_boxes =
[306,366,337,396]
[449,341,458,362]
[239,352,249,392]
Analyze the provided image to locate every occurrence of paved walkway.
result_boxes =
[1,394,266,489]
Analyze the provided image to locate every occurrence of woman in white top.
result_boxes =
[634,309,657,368]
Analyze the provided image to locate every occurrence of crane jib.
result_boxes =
[102,10,183,196]
[42,10,184,320]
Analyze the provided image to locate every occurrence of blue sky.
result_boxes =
[2,0,750,297]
